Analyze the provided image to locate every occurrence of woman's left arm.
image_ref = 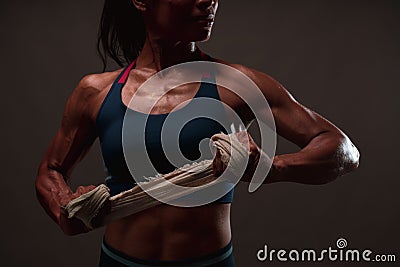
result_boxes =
[238,66,360,185]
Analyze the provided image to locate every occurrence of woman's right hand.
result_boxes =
[58,185,97,236]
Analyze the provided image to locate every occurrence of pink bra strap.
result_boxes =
[118,59,137,84]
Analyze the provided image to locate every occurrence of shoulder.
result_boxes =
[211,57,291,108]
[212,57,283,90]
[64,69,123,122]
[73,69,122,99]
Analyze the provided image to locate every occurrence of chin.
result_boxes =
[190,29,213,42]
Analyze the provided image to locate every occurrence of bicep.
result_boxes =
[249,69,342,148]
[272,93,339,148]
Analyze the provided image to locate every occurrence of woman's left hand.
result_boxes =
[212,131,261,182]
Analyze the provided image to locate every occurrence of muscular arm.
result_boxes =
[35,74,106,234]
[235,65,360,185]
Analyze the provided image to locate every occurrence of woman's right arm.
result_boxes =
[35,74,105,235]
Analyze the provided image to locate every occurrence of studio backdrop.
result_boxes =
[0,0,398,266]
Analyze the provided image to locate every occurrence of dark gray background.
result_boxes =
[1,0,399,266]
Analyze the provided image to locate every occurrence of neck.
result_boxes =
[136,32,203,71]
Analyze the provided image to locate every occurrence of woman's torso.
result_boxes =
[87,55,248,260]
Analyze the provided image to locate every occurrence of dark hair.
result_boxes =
[97,0,146,72]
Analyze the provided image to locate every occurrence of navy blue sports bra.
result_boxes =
[96,52,234,203]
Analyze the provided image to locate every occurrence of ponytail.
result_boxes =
[97,0,146,72]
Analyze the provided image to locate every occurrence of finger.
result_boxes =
[71,187,85,199]
[76,185,96,196]
[234,131,251,150]
[76,186,86,195]
[86,185,97,192]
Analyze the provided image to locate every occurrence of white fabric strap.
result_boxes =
[65,132,250,229]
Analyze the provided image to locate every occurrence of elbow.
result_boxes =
[319,134,360,184]
[334,134,361,178]
[345,150,360,172]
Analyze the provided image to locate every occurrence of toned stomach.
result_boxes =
[104,202,232,261]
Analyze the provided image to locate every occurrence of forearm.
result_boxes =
[35,163,73,225]
[266,131,360,184]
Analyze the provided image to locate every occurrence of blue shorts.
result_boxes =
[98,238,236,267]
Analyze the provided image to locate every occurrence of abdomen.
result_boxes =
[104,202,231,260]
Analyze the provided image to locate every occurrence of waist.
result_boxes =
[101,237,233,267]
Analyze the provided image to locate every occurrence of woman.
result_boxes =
[35,0,360,266]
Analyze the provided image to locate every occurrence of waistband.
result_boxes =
[101,238,233,267]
